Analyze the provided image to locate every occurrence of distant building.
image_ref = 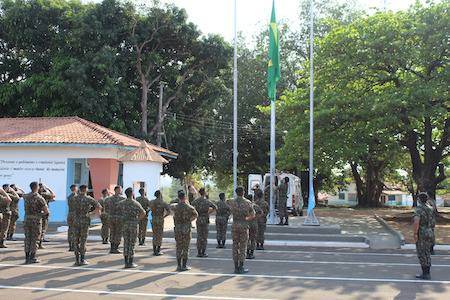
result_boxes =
[0,117,177,221]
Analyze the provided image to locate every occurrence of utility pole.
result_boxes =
[156,82,164,147]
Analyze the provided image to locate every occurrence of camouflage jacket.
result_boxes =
[249,203,263,225]
[226,197,255,223]
[149,198,170,222]
[118,198,146,225]
[67,193,77,216]
[191,197,217,224]
[104,194,126,216]
[136,196,151,214]
[171,202,198,230]
[8,192,20,213]
[215,199,231,219]
[414,203,435,238]
[73,194,100,223]
[0,194,11,213]
[23,192,48,217]
[277,182,288,201]
[255,199,270,224]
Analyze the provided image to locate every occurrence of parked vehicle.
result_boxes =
[248,172,303,216]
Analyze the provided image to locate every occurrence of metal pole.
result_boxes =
[233,0,238,196]
[157,82,163,147]
[269,95,276,224]
[309,0,314,206]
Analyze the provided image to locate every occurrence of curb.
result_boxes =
[374,214,405,246]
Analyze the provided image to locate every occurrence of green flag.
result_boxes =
[268,0,281,101]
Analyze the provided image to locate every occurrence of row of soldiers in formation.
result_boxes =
[0,180,272,274]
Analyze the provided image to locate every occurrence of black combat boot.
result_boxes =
[284,217,289,226]
[7,233,15,241]
[124,256,129,268]
[181,258,191,271]
[0,240,8,248]
[239,261,248,274]
[29,253,40,264]
[157,246,163,255]
[75,253,80,266]
[38,242,45,249]
[25,252,30,264]
[249,250,255,259]
[278,218,284,225]
[260,243,264,250]
[128,256,137,268]
[216,240,222,248]
[201,249,208,257]
[246,250,251,259]
[222,240,226,248]
[416,266,431,280]
[102,238,108,244]
[197,249,202,257]
[153,246,158,256]
[139,238,144,246]
[234,261,240,274]
[176,258,183,271]
[256,243,261,250]
[111,244,121,254]
[430,245,435,255]
[79,254,89,266]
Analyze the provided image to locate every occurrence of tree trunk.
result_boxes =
[351,162,365,206]
[140,78,149,136]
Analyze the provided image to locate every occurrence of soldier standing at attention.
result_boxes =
[246,195,263,259]
[426,190,437,255]
[273,170,289,225]
[67,184,78,251]
[0,186,13,248]
[72,185,101,266]
[215,192,231,248]
[118,187,146,268]
[98,189,112,244]
[104,186,126,254]
[38,183,55,248]
[136,188,151,246]
[22,182,49,264]
[226,186,255,274]
[255,190,270,250]
[7,184,25,241]
[188,185,197,205]
[149,190,171,255]
[191,188,217,257]
[171,190,198,271]
[414,193,435,280]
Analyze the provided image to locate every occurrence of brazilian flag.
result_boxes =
[267,0,280,101]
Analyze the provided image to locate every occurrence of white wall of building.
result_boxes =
[121,161,163,198]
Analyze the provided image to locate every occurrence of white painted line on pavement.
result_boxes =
[0,285,274,300]
[1,263,450,284]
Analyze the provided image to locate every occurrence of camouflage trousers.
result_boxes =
[73,221,90,255]
[100,215,110,241]
[39,214,49,243]
[196,223,209,250]
[109,216,123,245]
[215,217,228,240]
[256,221,267,244]
[416,233,434,267]
[0,212,11,240]
[231,222,249,261]
[151,220,164,247]
[122,222,138,257]
[7,211,19,236]
[24,217,42,254]
[247,222,258,251]
[67,214,75,248]
[278,199,288,218]
[138,216,149,240]
[174,225,192,259]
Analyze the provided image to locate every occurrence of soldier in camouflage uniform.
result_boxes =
[72,185,101,266]
[66,185,78,251]
[22,181,49,264]
[273,170,289,225]
[98,189,112,244]
[38,183,55,248]
[191,188,217,257]
[188,185,197,205]
[255,190,270,250]
[246,196,263,259]
[0,186,13,248]
[413,193,435,280]
[118,188,146,268]
[7,184,25,241]
[226,186,255,274]
[215,193,231,248]
[426,190,437,255]
[171,190,198,271]
[149,190,171,255]
[104,186,126,253]
[136,188,151,246]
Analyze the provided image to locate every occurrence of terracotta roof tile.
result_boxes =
[0,117,177,158]
[118,141,168,163]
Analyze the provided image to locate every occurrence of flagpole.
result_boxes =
[233,0,238,195]
[269,94,275,224]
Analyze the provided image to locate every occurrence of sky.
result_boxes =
[157,0,421,42]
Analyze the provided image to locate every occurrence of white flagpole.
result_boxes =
[233,0,238,195]
[269,94,276,224]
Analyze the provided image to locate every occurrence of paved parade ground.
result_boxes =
[1,237,450,300]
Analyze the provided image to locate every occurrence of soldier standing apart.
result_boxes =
[171,190,198,271]
[7,184,25,241]
[414,193,435,280]
[426,190,437,255]
[136,188,151,246]
[118,188,146,268]
[191,188,217,257]
[0,186,13,248]
[226,186,255,274]
[188,185,197,205]
[72,185,101,266]
[38,183,55,248]
[98,189,112,244]
[104,186,126,253]
[255,190,270,250]
[273,170,289,225]
[22,181,49,264]
[247,195,263,259]
[148,190,171,255]
[67,184,78,251]
[215,192,231,248]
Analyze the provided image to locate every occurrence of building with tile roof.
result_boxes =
[0,117,177,222]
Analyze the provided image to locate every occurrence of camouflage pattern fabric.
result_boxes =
[136,195,151,240]
[215,199,231,240]
[6,192,20,236]
[277,182,288,218]
[192,197,217,250]
[0,194,11,240]
[414,203,435,267]
[171,202,198,259]
[118,198,145,257]
[255,199,270,244]
[105,194,126,245]
[149,198,170,247]
[226,197,255,261]
[188,192,195,204]
[66,192,77,248]
[73,194,100,255]
[248,203,263,251]
[39,192,54,243]
[98,196,110,241]
[427,198,437,247]
[23,192,48,254]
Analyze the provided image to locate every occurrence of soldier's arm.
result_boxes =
[208,202,218,215]
[43,184,56,202]
[190,208,198,222]
[0,188,12,202]
[164,203,171,217]
[413,219,419,243]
